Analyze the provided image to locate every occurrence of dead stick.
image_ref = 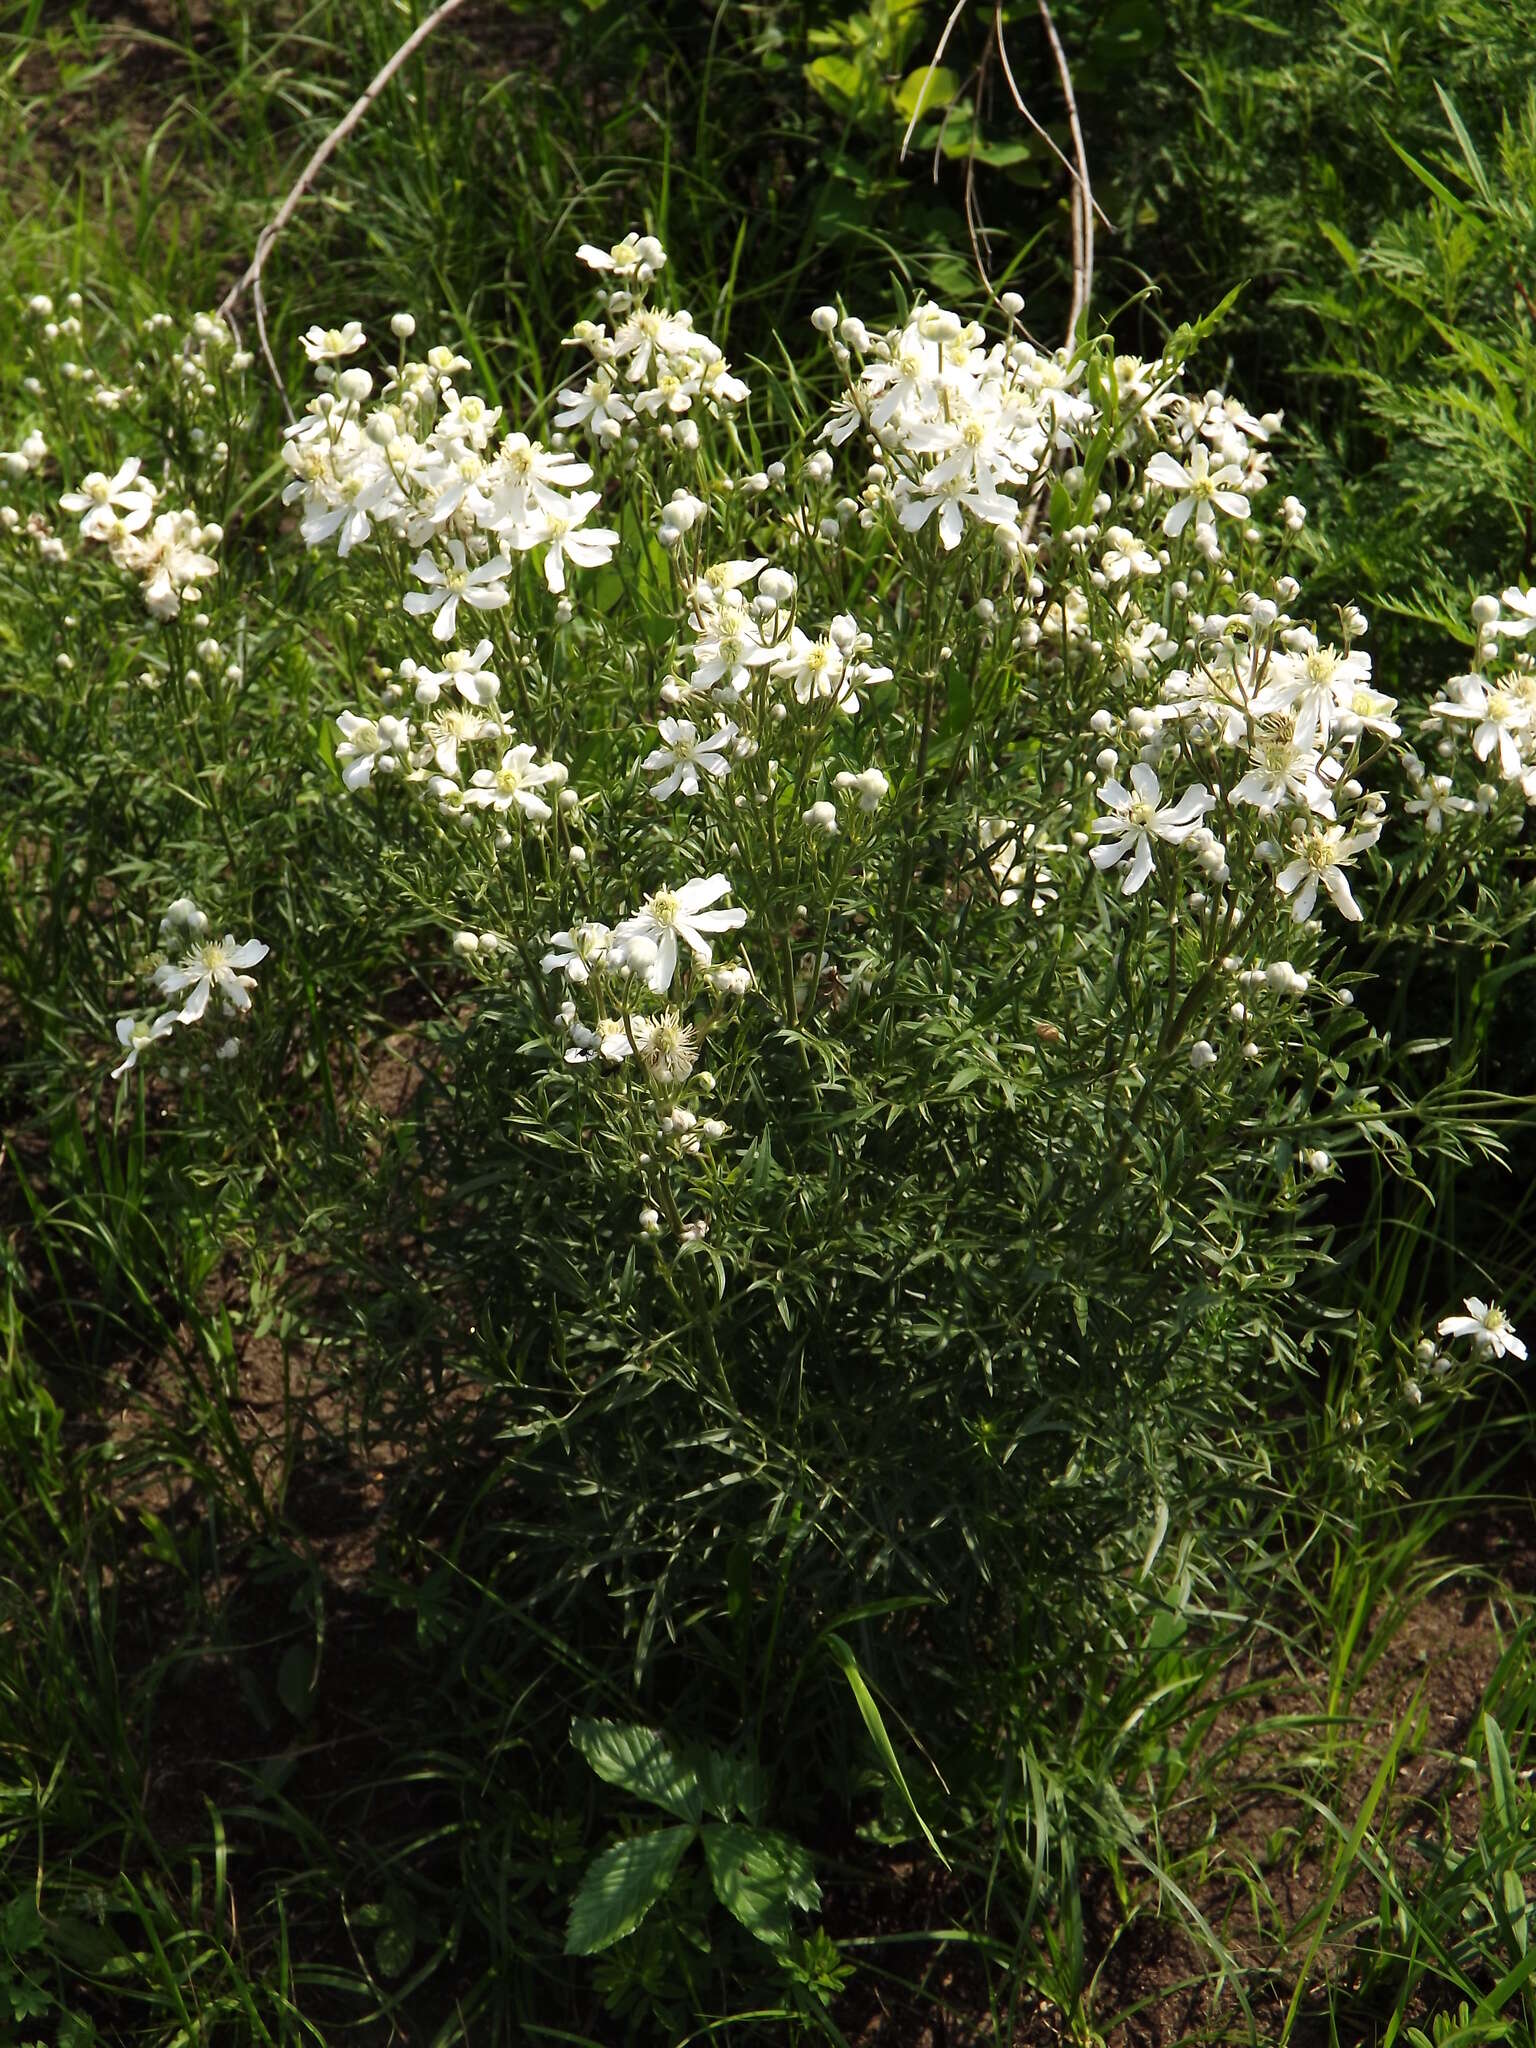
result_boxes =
[217,0,472,421]
[1036,0,1095,344]
[992,1,1111,230]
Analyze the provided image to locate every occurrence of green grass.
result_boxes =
[1,4,1534,2045]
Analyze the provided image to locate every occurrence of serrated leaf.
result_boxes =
[697,1748,766,1824]
[564,1826,693,1954]
[700,1823,820,1948]
[571,1719,703,1822]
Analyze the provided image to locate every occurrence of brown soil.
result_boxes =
[829,1527,1536,2047]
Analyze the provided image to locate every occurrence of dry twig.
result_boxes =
[1034,0,1096,343]
[216,0,472,422]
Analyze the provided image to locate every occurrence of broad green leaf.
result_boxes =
[697,1748,767,1824]
[571,1719,703,1823]
[564,1826,693,1955]
[700,1823,820,1948]
[893,64,960,122]
[804,54,866,113]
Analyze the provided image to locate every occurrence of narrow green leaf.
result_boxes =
[1485,1714,1517,1833]
[825,1633,948,1868]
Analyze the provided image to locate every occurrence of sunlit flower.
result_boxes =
[110,1011,176,1078]
[1274,821,1376,923]
[465,742,564,822]
[335,710,411,790]
[1438,1297,1526,1362]
[1145,443,1250,539]
[403,540,511,642]
[154,933,270,1023]
[301,321,366,363]
[1089,764,1212,894]
[643,718,738,799]
[613,875,746,995]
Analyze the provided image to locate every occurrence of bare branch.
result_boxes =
[992,2,1112,230]
[899,0,971,162]
[216,0,472,421]
[1035,0,1096,344]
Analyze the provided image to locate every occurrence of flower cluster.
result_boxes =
[557,233,748,451]
[333,637,577,831]
[1409,588,1536,822]
[56,456,222,617]
[1083,603,1393,926]
[282,326,618,601]
[110,898,268,1078]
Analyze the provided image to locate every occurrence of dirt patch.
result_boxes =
[831,1519,1536,2046]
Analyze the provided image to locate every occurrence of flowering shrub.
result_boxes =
[170,232,1520,1665]
[2,231,1528,2029]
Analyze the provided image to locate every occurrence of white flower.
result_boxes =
[613,875,747,995]
[417,639,500,707]
[1089,763,1213,894]
[417,702,501,779]
[60,458,154,539]
[1099,527,1160,582]
[301,322,366,363]
[1493,586,1536,639]
[896,474,1018,550]
[160,897,208,943]
[554,369,633,444]
[833,767,890,813]
[110,1011,176,1078]
[1259,635,1374,751]
[526,494,619,595]
[643,718,738,799]
[576,232,667,279]
[300,461,397,557]
[1274,821,1376,923]
[1230,731,1334,818]
[403,540,511,642]
[1429,676,1530,780]
[335,710,411,790]
[485,433,593,535]
[541,922,611,985]
[1437,1297,1526,1362]
[1404,774,1475,834]
[1145,444,1250,538]
[633,1008,699,1085]
[689,599,776,698]
[465,743,564,822]
[153,933,270,1023]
